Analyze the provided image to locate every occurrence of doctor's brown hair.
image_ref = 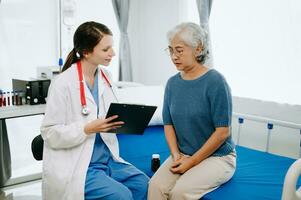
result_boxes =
[62,21,113,72]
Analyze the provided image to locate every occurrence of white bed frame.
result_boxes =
[233,113,301,200]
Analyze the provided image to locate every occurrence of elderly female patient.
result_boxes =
[148,22,236,200]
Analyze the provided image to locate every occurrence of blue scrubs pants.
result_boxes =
[84,74,149,199]
[85,157,149,200]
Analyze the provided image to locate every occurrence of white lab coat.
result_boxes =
[40,64,125,200]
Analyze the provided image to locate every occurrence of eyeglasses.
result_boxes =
[164,47,184,57]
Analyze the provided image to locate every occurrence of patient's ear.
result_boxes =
[195,44,203,57]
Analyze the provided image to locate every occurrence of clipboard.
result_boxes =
[105,103,157,134]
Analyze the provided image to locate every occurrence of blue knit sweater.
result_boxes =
[163,69,235,156]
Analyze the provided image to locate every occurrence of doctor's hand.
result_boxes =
[84,115,124,135]
[170,156,195,174]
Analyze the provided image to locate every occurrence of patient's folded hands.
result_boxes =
[170,156,194,174]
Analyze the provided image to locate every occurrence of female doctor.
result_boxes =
[41,21,149,200]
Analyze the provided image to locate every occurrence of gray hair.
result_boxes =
[167,22,209,64]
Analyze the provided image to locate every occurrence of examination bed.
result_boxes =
[118,125,301,200]
[114,84,301,199]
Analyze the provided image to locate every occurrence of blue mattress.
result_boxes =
[118,125,300,200]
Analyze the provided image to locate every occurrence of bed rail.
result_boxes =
[233,112,301,157]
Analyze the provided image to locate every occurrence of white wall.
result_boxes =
[0,0,58,91]
[0,0,119,93]
[210,0,301,106]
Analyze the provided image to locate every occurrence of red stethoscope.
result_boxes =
[76,61,117,116]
